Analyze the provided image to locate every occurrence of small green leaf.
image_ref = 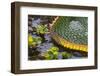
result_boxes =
[62,52,72,59]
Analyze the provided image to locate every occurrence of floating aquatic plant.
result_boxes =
[28,34,42,47]
[61,52,72,59]
[43,46,72,60]
[28,16,87,60]
[43,46,59,60]
[51,16,88,52]
[36,25,49,34]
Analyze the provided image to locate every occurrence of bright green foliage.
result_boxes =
[28,35,42,47]
[62,52,72,59]
[53,51,59,59]
[36,25,48,34]
[35,37,42,44]
[28,35,34,46]
[44,46,59,60]
[48,46,59,53]
[44,46,72,59]
[44,52,53,60]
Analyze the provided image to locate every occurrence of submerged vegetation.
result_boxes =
[28,15,87,60]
